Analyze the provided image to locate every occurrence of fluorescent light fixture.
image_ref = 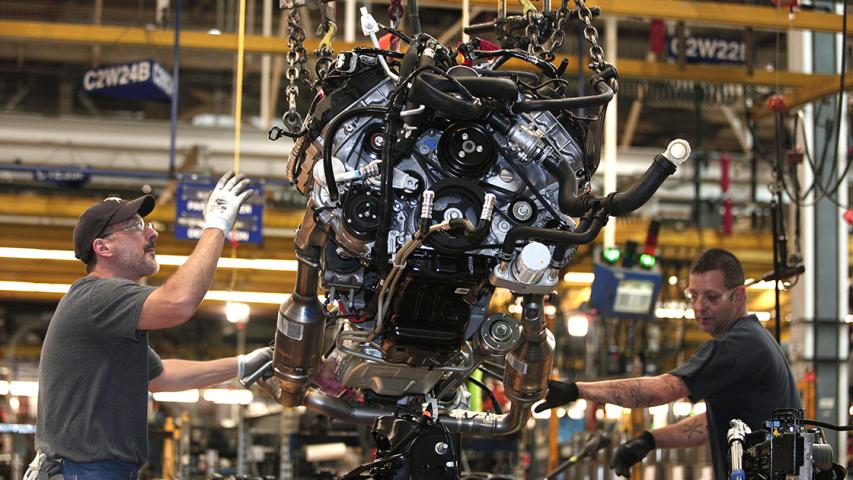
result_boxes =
[543,305,557,316]
[0,281,290,305]
[567,314,589,337]
[752,311,772,322]
[562,272,595,284]
[202,388,253,405]
[0,248,298,272]
[604,403,623,420]
[206,290,289,305]
[0,281,71,294]
[152,390,200,403]
[672,401,693,417]
[10,381,39,397]
[225,302,251,323]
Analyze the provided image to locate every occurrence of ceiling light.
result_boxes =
[152,390,200,403]
[202,388,253,405]
[225,301,251,323]
[0,248,298,271]
[0,281,290,305]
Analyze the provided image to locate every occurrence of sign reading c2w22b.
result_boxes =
[175,179,264,244]
[82,59,173,102]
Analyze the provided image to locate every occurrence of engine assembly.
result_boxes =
[259,1,690,477]
[728,409,847,480]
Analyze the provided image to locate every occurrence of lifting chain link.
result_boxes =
[314,2,337,82]
[544,3,572,62]
[575,0,607,73]
[283,5,311,133]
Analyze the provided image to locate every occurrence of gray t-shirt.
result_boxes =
[671,315,802,480]
[36,276,163,465]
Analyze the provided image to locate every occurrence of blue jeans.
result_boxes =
[61,459,139,480]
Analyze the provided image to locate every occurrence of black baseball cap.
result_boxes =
[73,195,156,263]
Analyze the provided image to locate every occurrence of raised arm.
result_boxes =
[138,172,253,330]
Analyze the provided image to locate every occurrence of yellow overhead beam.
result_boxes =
[442,0,846,33]
[0,20,362,56]
[751,74,853,121]
[0,21,831,89]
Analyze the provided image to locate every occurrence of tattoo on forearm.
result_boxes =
[586,379,656,407]
[625,380,655,407]
[681,416,707,441]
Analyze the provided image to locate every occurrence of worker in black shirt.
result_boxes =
[535,248,802,479]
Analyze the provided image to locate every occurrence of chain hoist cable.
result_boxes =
[314,1,337,81]
[282,4,312,135]
[575,0,607,74]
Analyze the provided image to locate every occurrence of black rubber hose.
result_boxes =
[605,154,677,216]
[540,156,595,217]
[323,106,388,202]
[374,106,404,270]
[480,50,559,78]
[474,68,540,84]
[499,215,605,257]
[513,78,614,113]
[448,217,490,243]
[407,76,486,120]
[414,73,518,100]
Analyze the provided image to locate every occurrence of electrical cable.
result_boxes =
[803,419,853,431]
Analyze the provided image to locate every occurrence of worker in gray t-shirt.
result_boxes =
[534,248,801,480]
[29,172,275,480]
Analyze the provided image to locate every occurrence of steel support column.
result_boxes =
[789,4,849,459]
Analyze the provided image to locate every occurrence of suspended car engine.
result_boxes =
[257,1,691,477]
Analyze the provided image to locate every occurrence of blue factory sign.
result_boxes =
[82,59,173,102]
[667,35,746,65]
[32,166,91,188]
[175,179,264,244]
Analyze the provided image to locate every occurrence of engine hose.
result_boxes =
[323,106,388,202]
[448,217,490,243]
[407,75,486,120]
[375,104,405,270]
[605,154,677,216]
[540,156,597,217]
[499,214,605,257]
[473,68,540,84]
[413,73,519,100]
[512,78,614,113]
[477,50,559,78]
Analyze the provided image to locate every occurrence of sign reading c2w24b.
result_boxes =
[82,59,173,102]
[175,179,264,244]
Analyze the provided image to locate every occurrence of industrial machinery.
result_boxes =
[727,409,847,480]
[253,1,691,477]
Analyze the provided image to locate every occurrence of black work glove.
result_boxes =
[609,431,656,477]
[533,380,580,413]
[237,346,274,388]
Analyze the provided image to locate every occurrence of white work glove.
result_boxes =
[238,346,274,388]
[203,171,254,235]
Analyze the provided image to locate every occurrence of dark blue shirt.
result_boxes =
[671,315,802,479]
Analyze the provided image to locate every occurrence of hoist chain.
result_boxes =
[314,2,337,82]
[283,7,311,132]
[575,0,607,73]
[544,3,571,62]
